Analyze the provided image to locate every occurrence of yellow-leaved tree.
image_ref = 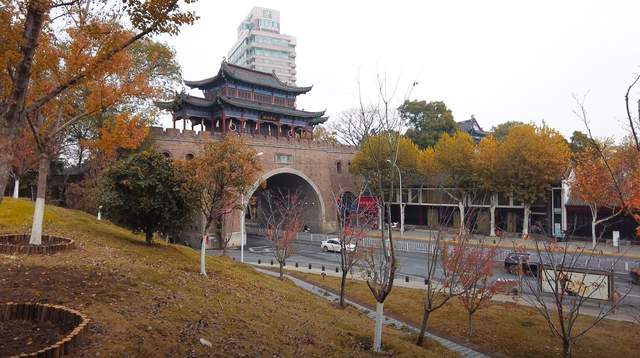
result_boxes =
[497,124,570,236]
[418,131,477,235]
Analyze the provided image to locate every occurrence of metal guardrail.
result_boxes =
[296,233,632,274]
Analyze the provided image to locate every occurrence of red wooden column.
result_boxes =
[221,110,227,133]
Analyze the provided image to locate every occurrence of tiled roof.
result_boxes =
[184,61,312,94]
[218,96,325,120]
[160,94,326,122]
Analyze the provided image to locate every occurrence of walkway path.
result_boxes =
[253,266,490,358]
[249,261,637,323]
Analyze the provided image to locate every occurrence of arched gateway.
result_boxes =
[151,61,356,248]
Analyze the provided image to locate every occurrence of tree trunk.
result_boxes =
[373,301,384,352]
[12,177,20,198]
[339,269,347,308]
[279,261,284,280]
[200,235,208,277]
[458,201,465,236]
[145,227,153,244]
[591,219,597,250]
[467,312,473,337]
[590,206,598,249]
[416,308,431,346]
[562,338,572,358]
[29,154,49,245]
[215,217,225,254]
[490,193,497,237]
[522,204,530,236]
[0,146,12,205]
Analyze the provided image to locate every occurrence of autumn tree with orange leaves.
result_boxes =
[9,128,38,198]
[0,0,197,244]
[0,1,195,245]
[458,240,514,337]
[185,135,261,276]
[572,145,627,248]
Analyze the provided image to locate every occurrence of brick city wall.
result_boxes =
[149,127,358,247]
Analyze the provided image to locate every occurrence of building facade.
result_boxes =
[155,61,356,248]
[227,7,297,84]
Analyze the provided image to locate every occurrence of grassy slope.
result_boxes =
[291,272,640,358]
[0,198,451,357]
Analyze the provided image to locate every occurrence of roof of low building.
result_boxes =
[184,61,312,94]
[457,115,486,135]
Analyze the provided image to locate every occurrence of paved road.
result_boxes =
[219,234,640,309]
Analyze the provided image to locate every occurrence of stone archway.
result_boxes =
[246,167,326,232]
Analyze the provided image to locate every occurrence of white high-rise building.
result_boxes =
[227,7,297,84]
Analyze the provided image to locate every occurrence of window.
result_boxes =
[185,153,194,160]
[255,93,271,103]
[336,161,342,173]
[238,90,252,100]
[275,153,293,164]
[162,151,172,158]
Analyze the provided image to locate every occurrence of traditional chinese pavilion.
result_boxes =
[158,61,327,138]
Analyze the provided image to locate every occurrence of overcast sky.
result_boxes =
[160,0,640,140]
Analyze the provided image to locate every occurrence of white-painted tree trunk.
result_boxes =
[522,204,530,236]
[29,155,49,245]
[12,178,19,198]
[590,205,598,249]
[489,193,497,237]
[373,301,384,352]
[489,205,496,237]
[200,235,208,277]
[458,201,465,236]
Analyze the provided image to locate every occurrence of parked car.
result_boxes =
[504,252,539,276]
[630,263,640,285]
[321,238,356,253]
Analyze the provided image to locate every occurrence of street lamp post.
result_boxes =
[386,159,404,236]
[240,151,263,263]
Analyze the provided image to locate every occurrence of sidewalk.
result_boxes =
[368,229,640,260]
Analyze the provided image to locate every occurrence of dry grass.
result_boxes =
[290,272,640,357]
[0,198,451,357]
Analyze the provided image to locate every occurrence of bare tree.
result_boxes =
[260,189,305,279]
[332,185,377,307]
[328,107,381,146]
[515,234,630,358]
[624,74,640,152]
[415,220,466,346]
[351,70,418,352]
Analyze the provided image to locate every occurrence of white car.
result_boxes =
[321,238,356,253]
